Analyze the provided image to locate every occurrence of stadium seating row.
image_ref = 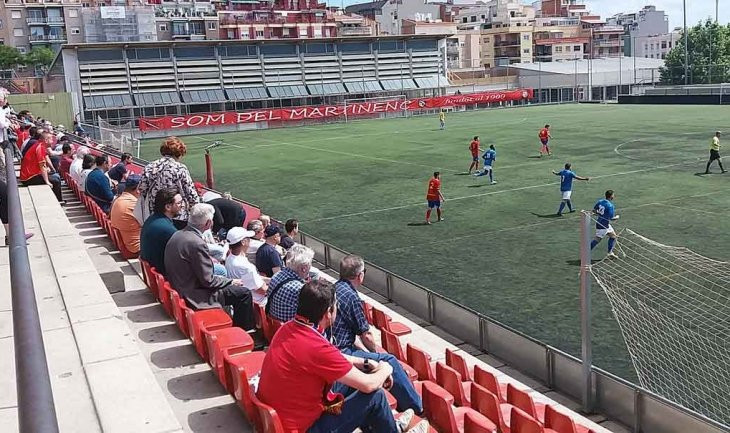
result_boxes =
[61,159,597,433]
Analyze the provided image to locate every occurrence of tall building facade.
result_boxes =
[606,5,671,58]
[81,6,156,42]
[0,0,85,54]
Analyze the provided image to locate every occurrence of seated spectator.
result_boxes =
[19,131,63,202]
[245,219,265,262]
[20,126,39,156]
[164,203,255,330]
[259,214,271,229]
[78,154,95,193]
[110,175,142,254]
[225,227,267,303]
[69,146,89,185]
[73,120,86,137]
[58,143,74,176]
[266,244,314,322]
[280,218,298,250]
[85,154,115,213]
[257,279,429,433]
[208,242,229,277]
[140,188,181,275]
[332,255,423,413]
[255,225,283,277]
[108,152,132,191]
[208,196,246,239]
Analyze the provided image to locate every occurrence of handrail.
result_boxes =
[4,146,60,433]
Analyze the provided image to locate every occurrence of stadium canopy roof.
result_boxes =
[343,81,382,93]
[267,85,309,98]
[83,94,134,110]
[135,91,181,107]
[307,83,348,96]
[380,79,418,91]
[181,89,227,104]
[506,57,665,75]
[226,87,269,101]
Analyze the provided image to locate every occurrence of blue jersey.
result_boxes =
[482,149,496,166]
[593,199,615,229]
[559,169,576,192]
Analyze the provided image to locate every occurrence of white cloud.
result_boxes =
[583,1,727,29]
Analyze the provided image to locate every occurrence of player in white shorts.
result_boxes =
[552,163,589,216]
[591,190,619,257]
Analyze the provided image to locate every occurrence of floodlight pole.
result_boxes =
[683,0,689,85]
[579,210,594,414]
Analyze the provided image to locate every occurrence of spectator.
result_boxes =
[138,137,199,229]
[140,188,180,275]
[266,244,314,322]
[85,154,115,213]
[208,196,246,239]
[19,131,63,202]
[20,126,40,156]
[259,214,271,229]
[208,242,229,277]
[78,154,95,193]
[58,143,74,176]
[110,175,142,254]
[257,279,429,433]
[255,225,283,277]
[225,227,267,303]
[280,218,299,250]
[332,255,423,413]
[108,152,132,190]
[164,203,255,330]
[73,120,86,137]
[245,219,265,262]
[69,146,89,185]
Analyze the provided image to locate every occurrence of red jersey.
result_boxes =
[469,140,480,156]
[19,142,47,181]
[426,178,441,201]
[539,128,550,140]
[257,321,352,432]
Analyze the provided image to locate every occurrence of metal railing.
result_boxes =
[4,146,60,433]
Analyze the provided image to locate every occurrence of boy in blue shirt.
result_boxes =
[552,163,589,216]
[591,190,619,258]
[473,145,497,184]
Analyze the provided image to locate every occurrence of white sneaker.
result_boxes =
[606,252,618,259]
[408,420,431,433]
[491,181,497,184]
[397,409,415,432]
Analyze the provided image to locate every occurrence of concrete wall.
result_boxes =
[9,92,73,126]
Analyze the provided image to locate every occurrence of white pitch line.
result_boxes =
[302,161,689,223]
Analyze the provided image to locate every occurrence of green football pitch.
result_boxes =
[140,103,730,381]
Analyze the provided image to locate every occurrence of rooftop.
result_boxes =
[507,57,665,75]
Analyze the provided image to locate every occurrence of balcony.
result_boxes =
[594,39,622,47]
[47,16,65,25]
[27,17,47,25]
[494,40,520,47]
[29,34,66,42]
[446,45,459,55]
[339,26,372,36]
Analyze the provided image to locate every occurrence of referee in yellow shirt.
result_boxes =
[705,131,726,174]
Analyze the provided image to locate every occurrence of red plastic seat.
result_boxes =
[474,365,508,403]
[436,362,472,407]
[407,343,436,382]
[206,326,256,386]
[380,329,419,381]
[422,381,497,433]
[142,262,160,300]
[465,410,498,433]
[252,393,289,433]
[446,348,474,382]
[507,384,546,424]
[112,226,138,259]
[372,307,412,336]
[186,306,233,361]
[544,405,593,433]
[362,301,374,325]
[225,352,262,428]
[510,408,543,433]
[157,281,175,318]
[470,382,515,433]
[171,293,190,337]
[255,303,278,342]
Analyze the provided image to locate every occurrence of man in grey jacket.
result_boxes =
[164,203,255,330]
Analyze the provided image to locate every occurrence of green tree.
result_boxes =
[660,20,730,85]
[0,45,24,71]
[24,46,55,74]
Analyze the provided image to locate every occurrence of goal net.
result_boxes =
[87,117,141,157]
[590,229,730,425]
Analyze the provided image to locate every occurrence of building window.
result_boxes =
[17,46,26,54]
[256,30,264,37]
[661,53,666,59]
[523,48,530,54]
[11,11,21,19]
[159,24,167,31]
[523,34,530,40]
[574,45,580,51]
[668,41,672,48]
[68,9,78,18]
[13,28,23,37]
[71,27,80,34]
[470,16,476,22]
[555,46,562,53]
[207,21,216,30]
[661,41,667,49]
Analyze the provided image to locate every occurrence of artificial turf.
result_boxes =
[141,103,730,381]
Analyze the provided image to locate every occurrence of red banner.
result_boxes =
[138,88,534,132]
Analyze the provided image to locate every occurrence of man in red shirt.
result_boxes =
[538,124,552,157]
[257,280,429,433]
[468,136,482,174]
[20,131,63,202]
[425,171,445,225]
[58,143,74,176]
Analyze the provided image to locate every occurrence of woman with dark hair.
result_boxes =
[137,136,199,228]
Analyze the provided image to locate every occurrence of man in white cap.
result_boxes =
[225,226,268,304]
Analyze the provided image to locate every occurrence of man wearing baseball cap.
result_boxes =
[225,227,268,304]
[256,225,283,277]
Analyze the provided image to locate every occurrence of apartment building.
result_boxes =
[401,19,479,70]
[81,6,156,42]
[0,0,85,54]
[346,0,445,35]
[580,16,624,58]
[607,5,672,58]
[478,0,534,67]
[533,17,586,61]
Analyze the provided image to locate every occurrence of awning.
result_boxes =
[307,83,347,96]
[380,79,417,91]
[226,87,268,101]
[135,91,181,107]
[180,89,227,104]
[414,76,448,89]
[343,80,382,93]
[267,85,309,98]
[83,94,134,110]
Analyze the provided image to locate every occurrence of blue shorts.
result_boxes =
[427,200,441,209]
[541,139,549,146]
[472,155,479,162]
